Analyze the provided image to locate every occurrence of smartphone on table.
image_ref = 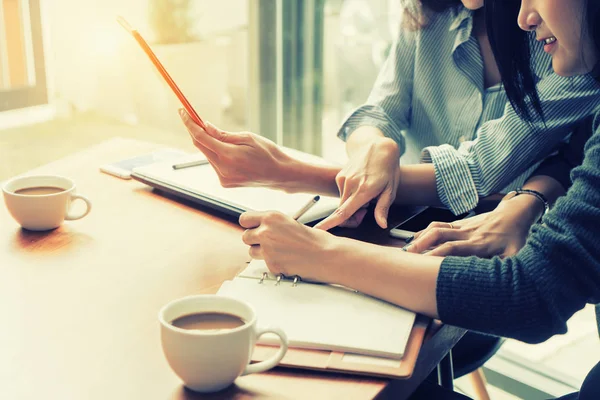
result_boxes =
[99,149,187,179]
[389,207,474,239]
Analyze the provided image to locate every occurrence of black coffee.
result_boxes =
[171,312,246,331]
[15,186,64,196]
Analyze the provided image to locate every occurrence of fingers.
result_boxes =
[335,174,348,203]
[425,241,482,257]
[313,213,337,231]
[239,211,265,229]
[240,214,265,259]
[203,120,227,140]
[412,220,462,241]
[338,207,368,228]
[374,185,394,229]
[241,226,263,260]
[248,244,263,259]
[220,130,254,146]
[405,226,466,254]
[188,136,219,163]
[314,192,370,231]
[179,109,227,154]
[376,169,400,229]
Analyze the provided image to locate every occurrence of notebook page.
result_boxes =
[132,149,339,224]
[238,259,377,297]
[238,259,277,281]
[217,277,416,359]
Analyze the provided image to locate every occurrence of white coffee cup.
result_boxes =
[2,175,92,231]
[159,295,288,393]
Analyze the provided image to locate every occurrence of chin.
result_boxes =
[461,1,484,10]
[553,62,592,77]
[552,65,573,77]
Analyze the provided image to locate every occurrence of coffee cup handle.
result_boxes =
[242,326,288,376]
[65,194,92,220]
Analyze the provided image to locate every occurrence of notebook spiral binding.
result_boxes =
[259,272,302,287]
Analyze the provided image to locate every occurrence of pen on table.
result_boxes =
[292,195,320,221]
[172,159,209,170]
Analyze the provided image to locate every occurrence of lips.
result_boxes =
[538,35,557,44]
[540,35,558,54]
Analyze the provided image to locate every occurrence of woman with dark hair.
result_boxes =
[405,0,600,256]
[181,0,598,260]
[312,0,598,231]
[238,0,600,398]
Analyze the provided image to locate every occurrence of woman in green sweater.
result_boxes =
[239,0,600,397]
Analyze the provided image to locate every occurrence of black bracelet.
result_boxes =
[503,188,550,222]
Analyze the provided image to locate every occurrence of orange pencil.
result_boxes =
[116,16,207,130]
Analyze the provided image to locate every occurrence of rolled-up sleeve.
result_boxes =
[337,26,416,156]
[422,73,600,215]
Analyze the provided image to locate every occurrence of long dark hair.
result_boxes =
[420,0,461,12]
[401,0,462,29]
[486,0,600,122]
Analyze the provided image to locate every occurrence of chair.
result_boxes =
[450,331,505,400]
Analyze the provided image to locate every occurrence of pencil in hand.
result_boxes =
[292,195,321,221]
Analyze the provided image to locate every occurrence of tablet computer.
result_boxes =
[116,16,207,130]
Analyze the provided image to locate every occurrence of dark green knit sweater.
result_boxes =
[437,114,600,343]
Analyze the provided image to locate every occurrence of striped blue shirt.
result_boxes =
[337,6,600,214]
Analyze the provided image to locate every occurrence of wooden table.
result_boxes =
[0,138,465,399]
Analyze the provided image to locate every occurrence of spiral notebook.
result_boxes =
[217,260,417,360]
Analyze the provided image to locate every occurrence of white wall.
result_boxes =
[189,0,248,39]
[42,0,149,112]
[42,0,249,131]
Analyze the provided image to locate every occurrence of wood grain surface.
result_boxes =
[0,138,465,399]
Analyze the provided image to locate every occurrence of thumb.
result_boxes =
[204,121,227,140]
[374,188,393,229]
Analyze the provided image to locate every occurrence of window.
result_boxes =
[0,0,48,111]
[0,0,250,179]
[321,0,400,163]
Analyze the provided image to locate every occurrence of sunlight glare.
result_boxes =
[88,23,124,60]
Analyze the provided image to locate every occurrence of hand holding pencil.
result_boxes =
[239,196,338,283]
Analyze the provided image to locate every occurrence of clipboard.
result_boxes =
[251,316,429,379]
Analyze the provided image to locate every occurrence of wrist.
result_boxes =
[501,189,548,222]
[318,235,363,285]
[268,151,298,191]
[280,156,340,195]
[353,135,398,159]
[346,126,388,157]
[276,154,310,192]
[521,175,565,206]
[374,136,400,158]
